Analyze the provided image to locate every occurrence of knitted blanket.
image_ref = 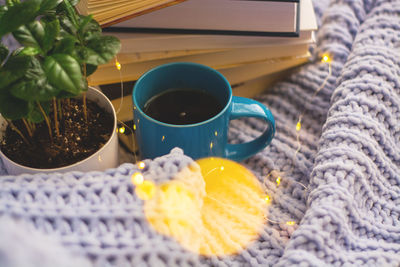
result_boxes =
[1,0,400,266]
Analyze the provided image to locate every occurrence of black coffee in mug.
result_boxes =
[143,88,223,125]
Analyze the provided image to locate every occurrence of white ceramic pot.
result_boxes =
[0,87,119,175]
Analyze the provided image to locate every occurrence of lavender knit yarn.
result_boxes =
[1,0,399,266]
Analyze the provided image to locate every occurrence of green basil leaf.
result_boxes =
[39,0,63,14]
[0,0,41,38]
[42,18,60,53]
[79,15,101,40]
[0,88,29,120]
[11,80,58,102]
[20,46,41,56]
[0,43,8,64]
[58,14,76,35]
[85,35,120,66]
[0,53,31,89]
[12,21,44,51]
[10,57,60,101]
[53,35,77,54]
[78,14,94,32]
[43,54,83,95]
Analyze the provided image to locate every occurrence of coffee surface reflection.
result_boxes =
[143,89,223,125]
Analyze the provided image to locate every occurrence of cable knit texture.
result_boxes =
[0,0,400,266]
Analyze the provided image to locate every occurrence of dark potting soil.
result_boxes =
[0,98,114,169]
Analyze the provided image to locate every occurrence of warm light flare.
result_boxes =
[135,180,156,200]
[143,157,266,256]
[131,172,144,185]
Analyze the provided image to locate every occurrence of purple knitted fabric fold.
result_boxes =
[0,0,399,266]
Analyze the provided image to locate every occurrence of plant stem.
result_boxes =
[37,101,53,142]
[83,92,88,122]
[53,97,60,137]
[22,118,33,138]
[58,99,62,120]
[5,119,30,146]
[29,121,36,132]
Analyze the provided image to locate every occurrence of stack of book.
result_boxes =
[86,0,316,95]
[77,0,317,152]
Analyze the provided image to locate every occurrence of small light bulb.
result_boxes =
[286,221,296,226]
[296,121,301,132]
[118,126,125,134]
[210,142,213,149]
[138,161,146,169]
[220,166,225,171]
[321,53,331,63]
[264,195,271,204]
[131,172,144,185]
[115,61,121,70]
[276,176,281,186]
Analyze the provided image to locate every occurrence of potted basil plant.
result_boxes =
[0,0,121,174]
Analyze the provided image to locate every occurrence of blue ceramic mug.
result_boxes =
[132,62,275,161]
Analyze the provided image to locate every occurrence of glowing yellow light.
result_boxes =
[115,61,121,70]
[118,126,126,134]
[220,166,224,171]
[135,180,156,200]
[162,136,165,142]
[276,176,281,186]
[321,53,331,63]
[133,124,136,130]
[131,172,144,185]
[144,157,269,257]
[138,161,146,169]
[214,131,218,136]
[296,121,301,132]
[210,142,213,149]
[264,195,271,204]
[286,221,296,226]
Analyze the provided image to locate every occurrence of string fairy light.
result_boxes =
[112,56,141,162]
[262,53,333,226]
[114,57,124,115]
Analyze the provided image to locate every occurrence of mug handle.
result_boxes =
[225,96,275,161]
